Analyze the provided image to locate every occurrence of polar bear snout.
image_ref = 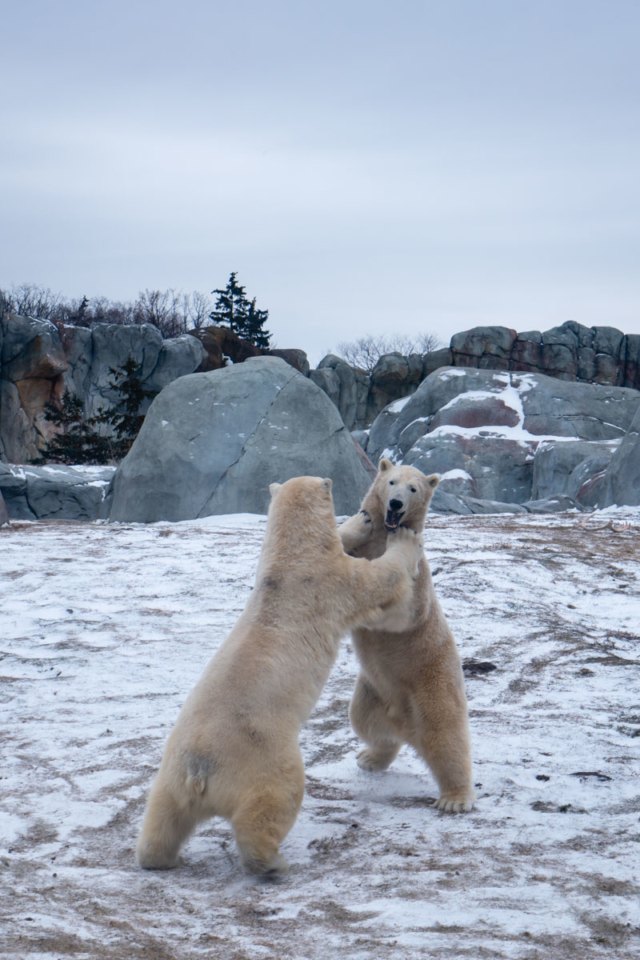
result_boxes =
[384,498,405,531]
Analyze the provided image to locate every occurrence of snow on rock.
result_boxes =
[1,510,639,959]
[367,368,640,507]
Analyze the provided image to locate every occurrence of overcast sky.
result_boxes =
[2,0,639,362]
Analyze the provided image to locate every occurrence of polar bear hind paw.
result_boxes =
[356,746,398,772]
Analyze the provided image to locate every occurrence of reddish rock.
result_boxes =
[451,326,517,359]
[192,326,310,377]
[2,315,68,381]
[192,326,262,372]
[429,396,521,431]
[510,332,543,371]
[268,348,310,376]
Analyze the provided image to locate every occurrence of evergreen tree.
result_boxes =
[94,355,157,458]
[41,394,103,464]
[40,355,156,464]
[209,272,272,347]
[245,297,272,349]
[210,272,250,336]
[75,295,90,326]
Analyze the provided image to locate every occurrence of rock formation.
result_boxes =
[299,322,640,432]
[0,314,207,463]
[0,463,114,520]
[2,310,639,518]
[107,357,371,522]
[362,367,640,511]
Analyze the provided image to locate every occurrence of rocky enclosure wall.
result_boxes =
[0,314,311,464]
[0,314,206,463]
[316,322,640,431]
[1,313,639,463]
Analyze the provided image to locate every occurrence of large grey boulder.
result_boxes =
[566,456,612,508]
[369,367,640,464]
[522,494,585,513]
[145,335,207,394]
[600,405,640,506]
[367,367,477,464]
[367,352,423,421]
[531,439,619,500]
[84,323,163,417]
[365,366,640,508]
[450,326,517,370]
[405,433,535,503]
[517,376,637,440]
[430,488,528,515]
[310,355,369,431]
[107,356,371,522]
[0,463,114,520]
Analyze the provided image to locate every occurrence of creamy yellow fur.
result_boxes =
[339,459,475,813]
[137,475,423,875]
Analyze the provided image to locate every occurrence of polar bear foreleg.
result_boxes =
[338,510,373,554]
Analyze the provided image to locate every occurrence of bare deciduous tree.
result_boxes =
[336,332,443,372]
[2,283,64,322]
[187,291,212,328]
[0,283,216,339]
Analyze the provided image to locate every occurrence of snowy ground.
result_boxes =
[1,509,639,959]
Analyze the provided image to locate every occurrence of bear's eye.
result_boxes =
[410,486,416,493]
[389,480,394,486]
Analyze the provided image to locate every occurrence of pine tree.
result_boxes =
[75,295,90,326]
[94,355,157,458]
[209,272,272,347]
[245,297,272,349]
[41,394,103,464]
[210,272,250,336]
[40,355,156,464]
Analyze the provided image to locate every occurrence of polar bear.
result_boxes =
[338,459,475,813]
[136,475,423,876]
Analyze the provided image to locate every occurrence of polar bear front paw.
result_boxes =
[435,789,476,813]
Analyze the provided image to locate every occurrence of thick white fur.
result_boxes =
[339,459,476,813]
[137,475,423,875]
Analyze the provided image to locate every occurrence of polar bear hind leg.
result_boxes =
[137,781,199,869]
[350,675,401,772]
[412,689,476,813]
[232,759,305,876]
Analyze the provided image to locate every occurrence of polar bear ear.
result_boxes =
[423,474,440,490]
[378,458,393,473]
[269,483,282,497]
[322,478,333,491]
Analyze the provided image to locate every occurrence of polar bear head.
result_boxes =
[373,459,439,532]
[266,476,338,553]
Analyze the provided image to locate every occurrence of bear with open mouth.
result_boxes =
[339,458,476,813]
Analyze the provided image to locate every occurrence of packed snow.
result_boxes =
[1,509,639,959]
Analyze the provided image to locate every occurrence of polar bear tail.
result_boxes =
[185,754,214,796]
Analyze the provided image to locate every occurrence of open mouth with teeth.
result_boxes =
[384,506,405,531]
